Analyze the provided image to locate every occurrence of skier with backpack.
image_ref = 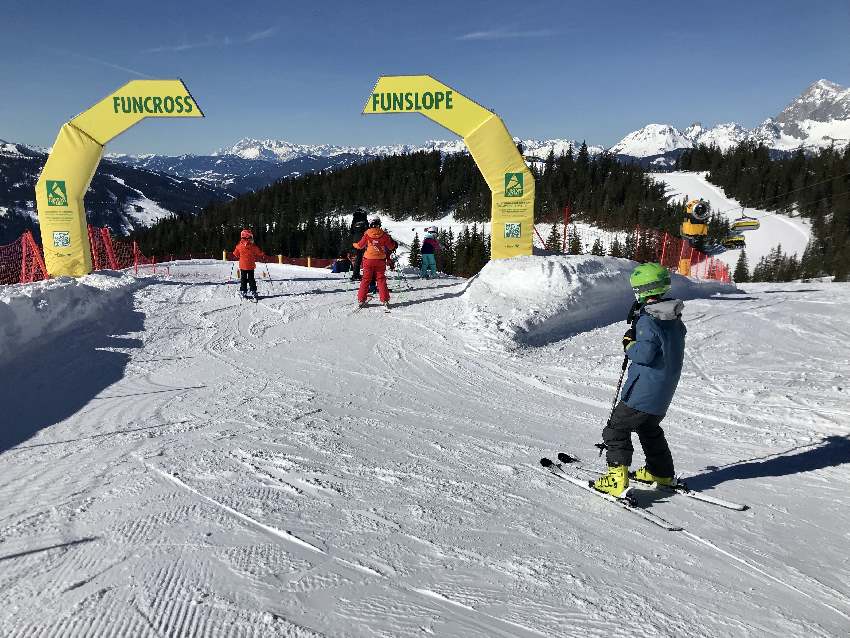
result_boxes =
[352,217,398,310]
[592,263,686,497]
[232,229,268,300]
[421,227,440,278]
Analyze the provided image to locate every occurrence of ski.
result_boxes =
[556,452,748,511]
[540,458,682,531]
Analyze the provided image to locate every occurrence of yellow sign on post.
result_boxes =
[363,75,534,260]
[36,80,203,277]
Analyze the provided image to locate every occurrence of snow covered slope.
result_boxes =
[465,255,735,347]
[0,271,138,368]
[1,260,849,636]
[652,171,812,267]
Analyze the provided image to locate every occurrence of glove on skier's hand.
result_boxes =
[622,328,636,351]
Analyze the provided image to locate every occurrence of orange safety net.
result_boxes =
[0,231,49,285]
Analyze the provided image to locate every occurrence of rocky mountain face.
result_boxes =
[610,79,850,167]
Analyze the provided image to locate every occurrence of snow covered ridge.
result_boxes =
[0,272,139,368]
[463,255,737,347]
[611,79,850,157]
[212,137,604,162]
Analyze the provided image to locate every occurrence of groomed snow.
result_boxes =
[1,259,849,636]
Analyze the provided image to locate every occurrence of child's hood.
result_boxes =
[644,299,684,321]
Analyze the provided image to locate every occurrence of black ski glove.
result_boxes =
[622,328,636,351]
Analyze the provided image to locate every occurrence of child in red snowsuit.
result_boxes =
[232,229,268,296]
[352,218,397,306]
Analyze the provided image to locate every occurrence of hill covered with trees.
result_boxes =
[133,144,688,277]
[679,142,850,281]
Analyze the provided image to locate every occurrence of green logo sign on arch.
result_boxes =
[504,173,523,197]
[46,180,68,207]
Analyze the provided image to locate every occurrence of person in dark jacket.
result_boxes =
[593,263,686,497]
[349,208,369,281]
[329,253,352,274]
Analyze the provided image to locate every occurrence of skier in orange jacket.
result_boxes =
[232,229,268,298]
[352,217,398,309]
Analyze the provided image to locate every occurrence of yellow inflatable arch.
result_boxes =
[364,75,534,260]
[36,80,204,277]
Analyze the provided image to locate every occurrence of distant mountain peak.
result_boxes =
[609,79,850,159]
[609,124,693,158]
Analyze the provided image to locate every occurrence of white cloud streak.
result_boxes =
[245,26,279,42]
[456,28,557,41]
[145,26,279,53]
[46,47,153,78]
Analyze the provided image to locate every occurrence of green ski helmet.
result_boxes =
[630,262,671,302]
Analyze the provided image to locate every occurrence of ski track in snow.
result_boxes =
[1,261,850,637]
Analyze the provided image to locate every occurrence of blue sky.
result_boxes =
[1,0,848,154]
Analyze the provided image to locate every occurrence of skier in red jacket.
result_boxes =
[232,229,268,298]
[352,217,398,309]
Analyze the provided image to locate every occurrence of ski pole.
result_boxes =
[596,301,641,458]
[229,262,235,281]
[264,261,271,281]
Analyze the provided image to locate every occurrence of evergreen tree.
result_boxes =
[623,232,637,260]
[609,236,625,258]
[567,226,583,254]
[733,249,750,283]
[591,237,605,256]
[409,232,422,268]
[545,223,562,252]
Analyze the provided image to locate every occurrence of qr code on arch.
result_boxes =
[53,231,70,248]
[504,223,521,238]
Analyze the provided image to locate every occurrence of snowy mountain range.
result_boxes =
[213,137,602,163]
[107,79,850,189]
[0,140,233,243]
[2,79,847,240]
[101,138,604,195]
[609,79,850,164]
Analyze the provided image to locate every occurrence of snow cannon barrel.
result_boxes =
[680,198,710,243]
[687,198,711,223]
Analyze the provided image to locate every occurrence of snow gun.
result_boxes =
[681,198,710,244]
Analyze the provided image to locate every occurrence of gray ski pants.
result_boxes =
[603,402,675,477]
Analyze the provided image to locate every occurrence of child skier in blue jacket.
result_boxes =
[593,263,686,497]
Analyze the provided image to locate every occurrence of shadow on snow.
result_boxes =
[0,293,144,455]
[687,435,850,491]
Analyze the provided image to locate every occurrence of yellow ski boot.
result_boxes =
[632,466,674,486]
[593,465,629,497]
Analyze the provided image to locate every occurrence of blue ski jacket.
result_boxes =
[620,299,686,416]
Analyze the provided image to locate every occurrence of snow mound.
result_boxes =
[0,271,139,368]
[464,255,737,346]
